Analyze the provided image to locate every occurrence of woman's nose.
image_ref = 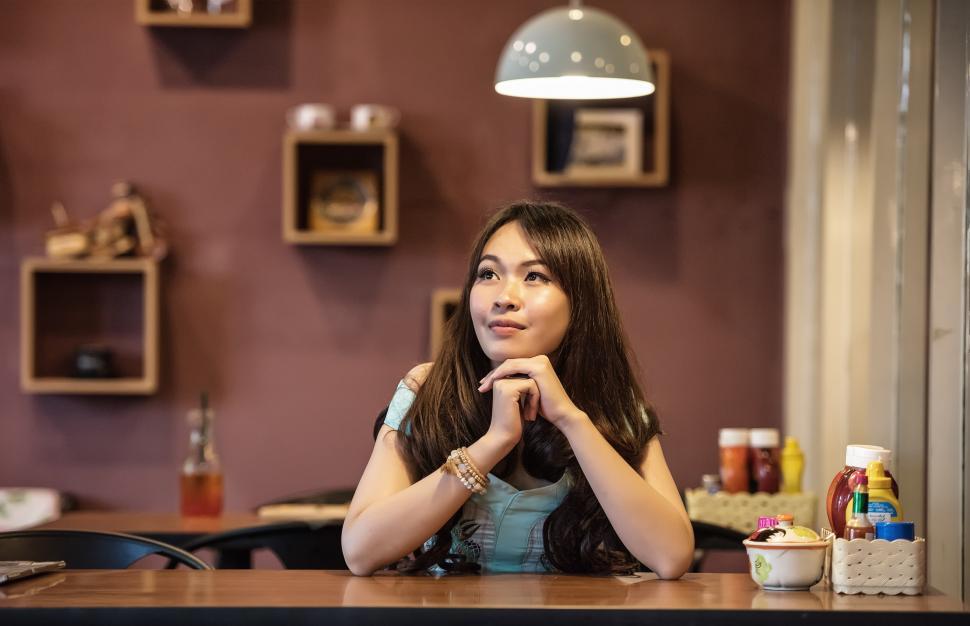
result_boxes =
[493,282,522,310]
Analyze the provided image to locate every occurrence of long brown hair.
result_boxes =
[395,201,661,574]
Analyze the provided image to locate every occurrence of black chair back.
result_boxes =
[0,529,210,569]
[176,520,346,569]
[689,520,748,572]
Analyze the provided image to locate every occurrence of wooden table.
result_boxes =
[36,509,347,545]
[0,571,964,626]
[36,512,268,544]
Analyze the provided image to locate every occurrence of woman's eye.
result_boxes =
[526,271,551,283]
[477,268,497,280]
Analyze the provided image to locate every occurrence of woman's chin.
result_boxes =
[484,347,540,363]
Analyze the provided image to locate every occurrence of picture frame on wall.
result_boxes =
[430,288,461,360]
[564,109,643,178]
[308,171,380,235]
[532,49,670,187]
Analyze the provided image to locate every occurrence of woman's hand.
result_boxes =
[478,356,586,431]
[486,375,540,446]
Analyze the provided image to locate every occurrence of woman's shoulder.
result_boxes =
[384,363,433,432]
[402,362,433,392]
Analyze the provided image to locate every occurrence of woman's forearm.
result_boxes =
[342,431,516,575]
[560,414,694,578]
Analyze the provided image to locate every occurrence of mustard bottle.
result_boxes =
[780,436,804,494]
[865,460,902,523]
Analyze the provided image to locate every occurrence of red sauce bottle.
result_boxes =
[749,428,780,493]
[719,428,749,493]
[826,445,898,538]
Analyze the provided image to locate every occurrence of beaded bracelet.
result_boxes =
[443,447,489,494]
[455,447,487,486]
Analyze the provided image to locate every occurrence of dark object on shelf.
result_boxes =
[172,521,346,569]
[72,344,118,379]
[546,106,576,172]
[0,530,210,570]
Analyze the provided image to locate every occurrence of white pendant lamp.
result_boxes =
[494,1,654,100]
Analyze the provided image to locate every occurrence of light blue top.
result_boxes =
[383,381,569,573]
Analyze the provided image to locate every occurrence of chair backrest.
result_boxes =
[177,520,346,569]
[689,520,748,572]
[0,529,210,569]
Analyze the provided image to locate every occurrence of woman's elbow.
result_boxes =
[341,527,377,576]
[652,555,691,580]
[346,558,377,577]
[639,536,694,580]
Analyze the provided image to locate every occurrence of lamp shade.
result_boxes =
[494,5,654,99]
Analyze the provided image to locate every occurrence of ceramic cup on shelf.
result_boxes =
[350,104,400,131]
[286,104,336,131]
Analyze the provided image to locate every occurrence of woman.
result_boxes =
[342,201,693,576]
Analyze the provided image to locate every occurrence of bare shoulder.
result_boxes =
[402,362,433,392]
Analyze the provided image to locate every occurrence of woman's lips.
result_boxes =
[489,325,523,337]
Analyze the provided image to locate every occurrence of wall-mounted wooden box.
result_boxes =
[429,288,461,360]
[135,0,252,28]
[20,258,159,395]
[282,130,398,246]
[532,49,670,188]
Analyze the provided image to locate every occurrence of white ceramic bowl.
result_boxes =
[743,539,829,591]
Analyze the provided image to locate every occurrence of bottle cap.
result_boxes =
[866,461,892,489]
[845,444,892,471]
[782,436,802,454]
[775,513,793,526]
[749,428,779,448]
[875,521,915,541]
[718,428,749,447]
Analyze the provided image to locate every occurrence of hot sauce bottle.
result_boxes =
[843,476,875,540]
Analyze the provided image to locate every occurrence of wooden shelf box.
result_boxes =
[135,0,252,28]
[429,288,461,360]
[20,258,159,395]
[532,49,670,188]
[282,130,398,246]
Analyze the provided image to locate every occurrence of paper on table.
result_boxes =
[0,561,65,585]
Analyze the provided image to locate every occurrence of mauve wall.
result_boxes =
[0,0,788,510]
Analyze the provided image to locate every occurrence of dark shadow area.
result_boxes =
[148,0,294,89]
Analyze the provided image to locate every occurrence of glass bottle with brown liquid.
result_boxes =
[180,392,223,517]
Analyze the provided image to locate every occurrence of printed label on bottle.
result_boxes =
[868,501,898,523]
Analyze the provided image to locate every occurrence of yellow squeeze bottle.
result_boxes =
[865,461,902,523]
[780,436,804,494]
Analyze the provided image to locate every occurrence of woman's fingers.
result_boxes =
[478,357,544,391]
[527,384,540,421]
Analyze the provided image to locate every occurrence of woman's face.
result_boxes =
[470,221,570,368]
